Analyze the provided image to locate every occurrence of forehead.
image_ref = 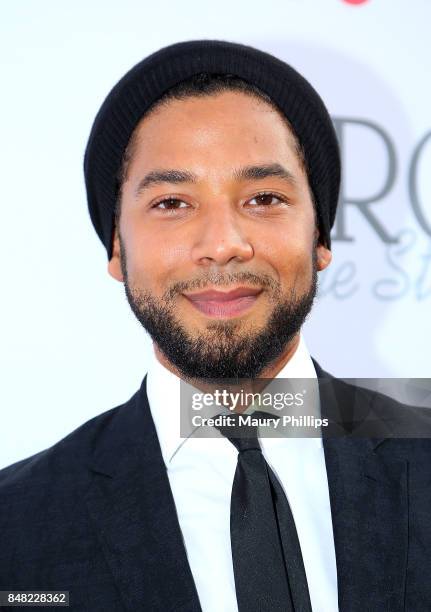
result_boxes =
[125,91,302,175]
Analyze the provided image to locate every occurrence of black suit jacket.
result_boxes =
[1,364,431,611]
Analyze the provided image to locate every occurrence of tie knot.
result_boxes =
[215,410,278,453]
[229,436,261,453]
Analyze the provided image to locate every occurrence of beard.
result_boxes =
[120,239,317,381]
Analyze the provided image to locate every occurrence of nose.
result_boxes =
[190,205,254,267]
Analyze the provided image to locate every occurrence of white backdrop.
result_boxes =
[1,0,430,468]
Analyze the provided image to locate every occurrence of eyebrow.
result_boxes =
[233,163,297,185]
[134,163,296,198]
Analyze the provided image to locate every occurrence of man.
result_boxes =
[1,40,430,612]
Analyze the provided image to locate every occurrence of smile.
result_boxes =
[182,287,263,318]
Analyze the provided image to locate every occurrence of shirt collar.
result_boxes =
[146,334,318,466]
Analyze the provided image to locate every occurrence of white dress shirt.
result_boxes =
[146,335,338,612]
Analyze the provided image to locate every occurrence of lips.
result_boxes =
[183,287,263,318]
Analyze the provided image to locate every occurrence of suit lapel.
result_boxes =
[85,377,202,612]
[315,363,409,612]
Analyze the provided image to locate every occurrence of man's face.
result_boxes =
[109,91,331,380]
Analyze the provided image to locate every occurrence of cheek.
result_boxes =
[259,228,314,284]
[122,226,190,290]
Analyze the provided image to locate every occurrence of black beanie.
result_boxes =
[84,40,340,259]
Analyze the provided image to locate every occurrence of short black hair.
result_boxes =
[114,72,311,228]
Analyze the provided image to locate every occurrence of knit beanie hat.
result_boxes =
[84,40,340,259]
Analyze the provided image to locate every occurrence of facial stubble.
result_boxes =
[119,237,318,381]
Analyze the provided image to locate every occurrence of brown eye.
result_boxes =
[248,193,284,207]
[154,198,188,210]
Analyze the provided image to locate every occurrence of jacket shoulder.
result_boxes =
[0,386,145,592]
[0,390,138,493]
[315,360,431,457]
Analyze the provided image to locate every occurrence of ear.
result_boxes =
[107,227,124,282]
[315,241,332,272]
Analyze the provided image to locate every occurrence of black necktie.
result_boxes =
[217,412,312,612]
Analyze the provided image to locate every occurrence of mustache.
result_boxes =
[164,271,281,301]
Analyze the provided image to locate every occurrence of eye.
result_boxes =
[152,198,189,210]
[247,192,287,207]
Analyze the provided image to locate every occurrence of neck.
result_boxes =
[259,333,301,377]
